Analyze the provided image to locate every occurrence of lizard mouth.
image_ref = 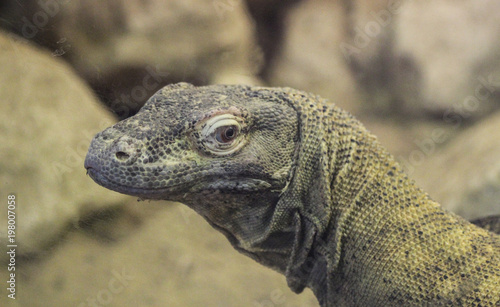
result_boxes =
[85,167,187,199]
[86,166,278,200]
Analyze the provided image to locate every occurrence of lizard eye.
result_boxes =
[215,125,238,143]
[198,114,247,156]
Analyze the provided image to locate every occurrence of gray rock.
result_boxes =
[0,31,131,259]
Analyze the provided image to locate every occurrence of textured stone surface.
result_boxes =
[0,30,130,259]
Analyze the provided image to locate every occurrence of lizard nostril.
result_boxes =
[111,137,140,165]
[115,151,130,161]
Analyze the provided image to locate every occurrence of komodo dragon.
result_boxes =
[85,83,500,306]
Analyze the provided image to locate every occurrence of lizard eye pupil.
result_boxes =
[216,126,238,143]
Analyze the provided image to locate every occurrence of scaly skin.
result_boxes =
[85,83,500,306]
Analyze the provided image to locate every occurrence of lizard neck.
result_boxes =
[292,111,499,306]
[300,128,417,305]
[279,105,383,303]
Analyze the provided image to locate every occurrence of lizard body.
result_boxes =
[85,83,500,306]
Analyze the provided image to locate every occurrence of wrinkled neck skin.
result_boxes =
[176,190,293,272]
[275,100,374,304]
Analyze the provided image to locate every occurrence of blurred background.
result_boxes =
[1,0,499,306]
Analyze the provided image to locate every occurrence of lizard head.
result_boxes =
[85,83,298,200]
[85,83,306,270]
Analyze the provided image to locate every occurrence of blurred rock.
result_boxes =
[0,0,262,118]
[339,0,401,114]
[341,0,394,68]
[268,0,500,118]
[0,201,317,307]
[268,0,363,114]
[412,111,500,220]
[336,0,500,117]
[244,0,301,77]
[392,0,500,117]
[0,30,131,259]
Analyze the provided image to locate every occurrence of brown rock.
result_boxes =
[0,31,131,259]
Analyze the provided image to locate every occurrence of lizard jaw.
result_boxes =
[86,165,278,200]
[85,166,184,199]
